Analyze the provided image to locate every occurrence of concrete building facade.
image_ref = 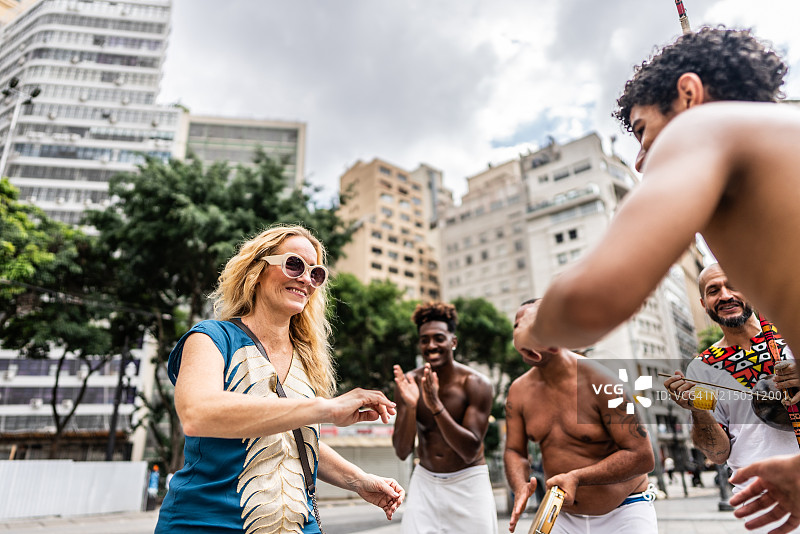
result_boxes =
[336,158,443,300]
[0,345,152,461]
[0,0,181,224]
[439,133,699,463]
[179,114,306,188]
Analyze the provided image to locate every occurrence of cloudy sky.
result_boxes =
[159,0,800,203]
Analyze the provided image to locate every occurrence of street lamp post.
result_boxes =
[0,77,40,178]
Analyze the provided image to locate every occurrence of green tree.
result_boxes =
[85,152,352,472]
[328,273,418,395]
[697,324,723,353]
[1,179,124,457]
[329,284,516,454]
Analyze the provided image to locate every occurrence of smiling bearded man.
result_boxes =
[392,301,497,534]
[664,264,799,502]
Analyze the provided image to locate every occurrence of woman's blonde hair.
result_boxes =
[210,224,335,397]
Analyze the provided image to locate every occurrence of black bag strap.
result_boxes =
[229,318,324,530]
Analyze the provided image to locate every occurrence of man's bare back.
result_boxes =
[506,351,650,516]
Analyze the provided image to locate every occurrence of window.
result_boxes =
[397,173,408,182]
[514,240,524,252]
[554,168,570,181]
[388,236,398,244]
[517,258,526,269]
[380,193,393,203]
[371,230,382,239]
[538,175,549,184]
[574,161,592,174]
[371,247,382,255]
[381,207,393,217]
[412,197,421,205]
[496,228,505,238]
[481,250,489,261]
[404,271,414,278]
[465,255,473,265]
[568,229,578,240]
[399,200,410,209]
[381,221,393,230]
[400,213,411,221]
[371,262,382,270]
[379,166,391,175]
[388,266,399,274]
[555,233,564,244]
[557,253,568,265]
[404,256,414,263]
[388,251,399,260]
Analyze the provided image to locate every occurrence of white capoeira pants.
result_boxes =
[551,499,657,534]
[401,464,498,534]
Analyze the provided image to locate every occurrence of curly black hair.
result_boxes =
[615,26,787,132]
[412,301,458,332]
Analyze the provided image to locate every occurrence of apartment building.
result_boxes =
[0,0,181,224]
[439,159,531,317]
[179,114,306,188]
[440,132,699,461]
[0,346,153,460]
[336,158,443,300]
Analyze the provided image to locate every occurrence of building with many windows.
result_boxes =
[0,0,181,224]
[0,346,152,460]
[336,158,445,300]
[439,132,699,464]
[180,114,305,188]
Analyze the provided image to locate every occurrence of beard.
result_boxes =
[706,300,753,328]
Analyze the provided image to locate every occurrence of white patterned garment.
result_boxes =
[228,344,320,534]
[157,320,321,534]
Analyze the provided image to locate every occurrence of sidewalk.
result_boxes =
[0,472,752,534]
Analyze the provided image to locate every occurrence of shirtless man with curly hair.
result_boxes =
[392,301,497,534]
[514,27,800,534]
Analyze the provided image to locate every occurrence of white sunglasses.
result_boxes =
[261,252,328,287]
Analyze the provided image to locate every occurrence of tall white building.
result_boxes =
[0,0,181,224]
[440,132,697,460]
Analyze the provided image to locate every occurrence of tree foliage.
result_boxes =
[84,151,352,471]
[328,273,418,395]
[0,179,123,457]
[328,280,517,454]
[697,324,723,353]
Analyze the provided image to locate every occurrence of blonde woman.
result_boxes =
[156,225,404,534]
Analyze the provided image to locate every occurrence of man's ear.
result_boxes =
[674,72,707,111]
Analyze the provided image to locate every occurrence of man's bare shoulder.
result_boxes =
[654,102,800,158]
[456,362,492,392]
[509,367,538,388]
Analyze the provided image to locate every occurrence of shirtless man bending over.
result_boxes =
[506,299,656,533]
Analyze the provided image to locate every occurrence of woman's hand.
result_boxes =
[324,388,396,426]
[352,474,405,520]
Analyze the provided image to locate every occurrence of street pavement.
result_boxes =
[0,472,757,533]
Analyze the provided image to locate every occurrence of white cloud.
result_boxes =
[160,1,800,202]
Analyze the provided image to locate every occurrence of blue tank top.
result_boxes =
[155,320,321,534]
